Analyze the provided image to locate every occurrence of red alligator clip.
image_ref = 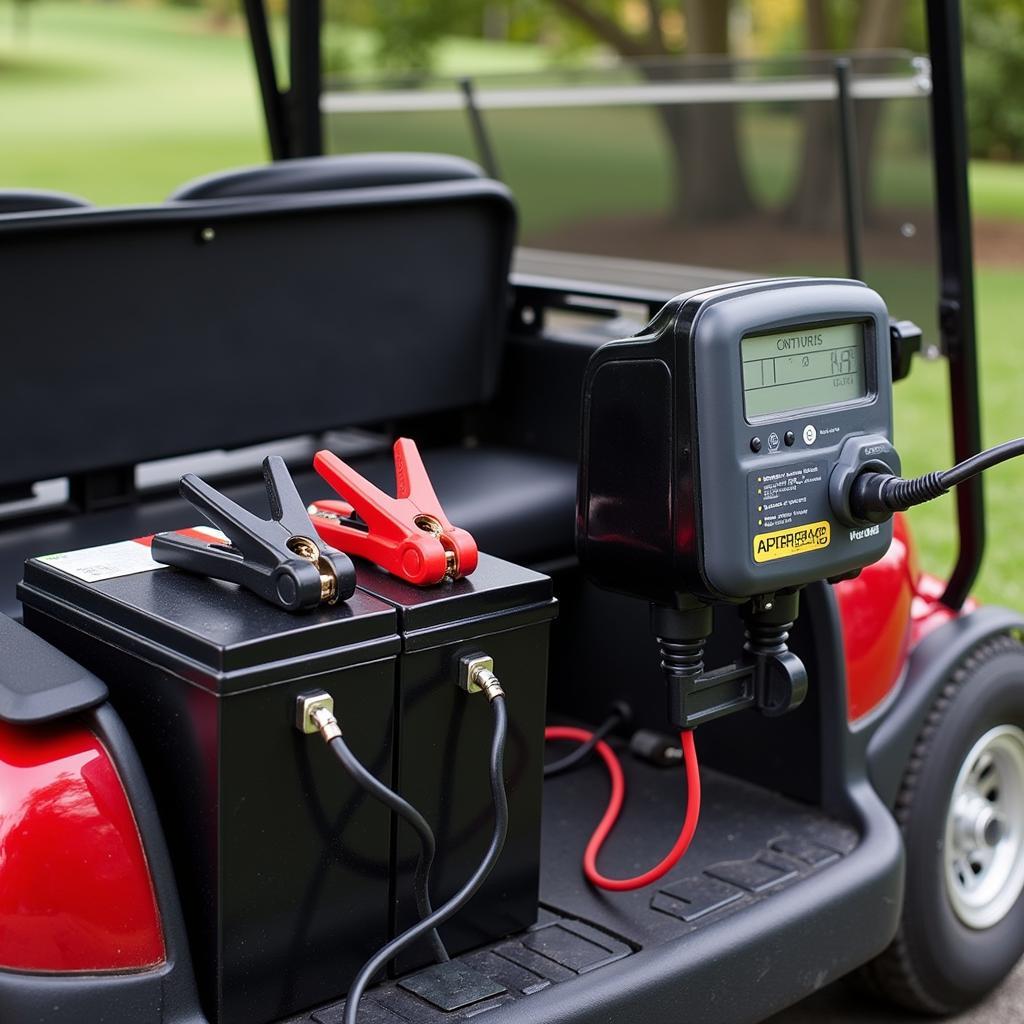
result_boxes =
[309,438,479,586]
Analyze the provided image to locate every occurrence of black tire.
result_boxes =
[865,633,1024,1015]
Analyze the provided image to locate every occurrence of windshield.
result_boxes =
[323,52,938,340]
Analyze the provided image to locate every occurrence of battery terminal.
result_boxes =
[295,691,341,741]
[458,653,504,702]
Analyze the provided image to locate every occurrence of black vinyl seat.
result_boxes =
[170,152,484,201]
[1,156,576,619]
[0,189,89,214]
[0,447,576,620]
[349,446,576,562]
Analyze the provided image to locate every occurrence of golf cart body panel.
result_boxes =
[0,152,1001,1020]
[1,0,1016,1020]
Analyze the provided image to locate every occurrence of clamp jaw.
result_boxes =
[308,438,478,586]
[152,456,357,612]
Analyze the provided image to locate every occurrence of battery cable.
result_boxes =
[301,667,505,1024]
[291,433,1024,1011]
[544,726,700,892]
[342,688,505,1024]
[320,725,449,965]
[543,702,631,778]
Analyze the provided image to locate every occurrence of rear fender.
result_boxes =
[0,613,204,1023]
[867,606,1024,808]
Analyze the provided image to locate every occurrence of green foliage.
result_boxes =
[321,0,593,75]
[324,0,484,73]
[364,0,470,72]
[964,0,1024,160]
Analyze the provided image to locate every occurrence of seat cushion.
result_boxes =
[0,446,576,619]
[346,446,576,564]
[170,153,485,201]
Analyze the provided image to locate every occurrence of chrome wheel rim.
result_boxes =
[944,724,1024,930]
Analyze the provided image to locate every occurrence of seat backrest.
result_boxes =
[0,176,516,493]
[170,153,483,201]
[0,189,89,214]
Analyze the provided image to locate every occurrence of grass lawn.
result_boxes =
[0,1,544,202]
[2,1,1023,605]
[894,268,1024,608]
[969,159,1024,221]
[0,2,265,202]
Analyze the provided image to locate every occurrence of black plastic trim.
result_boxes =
[0,614,107,724]
[493,793,898,1024]
[90,702,207,1022]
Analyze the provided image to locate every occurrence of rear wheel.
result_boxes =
[944,723,1024,931]
[866,634,1024,1014]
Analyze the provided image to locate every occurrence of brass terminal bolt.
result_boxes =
[295,691,342,741]
[286,536,339,605]
[312,706,342,742]
[458,654,505,702]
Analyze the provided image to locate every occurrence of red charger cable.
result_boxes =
[544,726,700,892]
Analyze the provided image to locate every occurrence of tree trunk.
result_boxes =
[550,0,754,224]
[655,0,755,223]
[784,0,905,230]
[13,0,31,38]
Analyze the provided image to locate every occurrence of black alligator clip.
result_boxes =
[151,456,357,612]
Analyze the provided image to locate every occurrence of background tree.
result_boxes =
[785,0,908,229]
[329,0,1024,227]
[547,0,755,222]
[963,0,1024,161]
[347,0,754,223]
[11,0,34,38]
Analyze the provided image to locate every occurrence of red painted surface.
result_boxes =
[836,514,918,722]
[0,721,165,972]
[836,514,976,723]
[910,570,976,642]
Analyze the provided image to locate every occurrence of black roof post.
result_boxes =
[287,0,323,157]
[926,0,984,610]
[241,0,289,160]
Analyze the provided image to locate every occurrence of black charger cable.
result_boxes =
[298,694,448,965]
[543,701,631,778]
[342,677,509,1024]
[851,436,1024,523]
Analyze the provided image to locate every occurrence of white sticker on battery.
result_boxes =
[37,540,166,582]
[36,527,228,583]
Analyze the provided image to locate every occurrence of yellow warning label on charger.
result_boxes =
[753,521,831,563]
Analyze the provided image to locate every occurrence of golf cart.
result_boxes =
[2,1,1024,1023]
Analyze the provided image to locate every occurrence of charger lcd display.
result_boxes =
[741,322,866,418]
